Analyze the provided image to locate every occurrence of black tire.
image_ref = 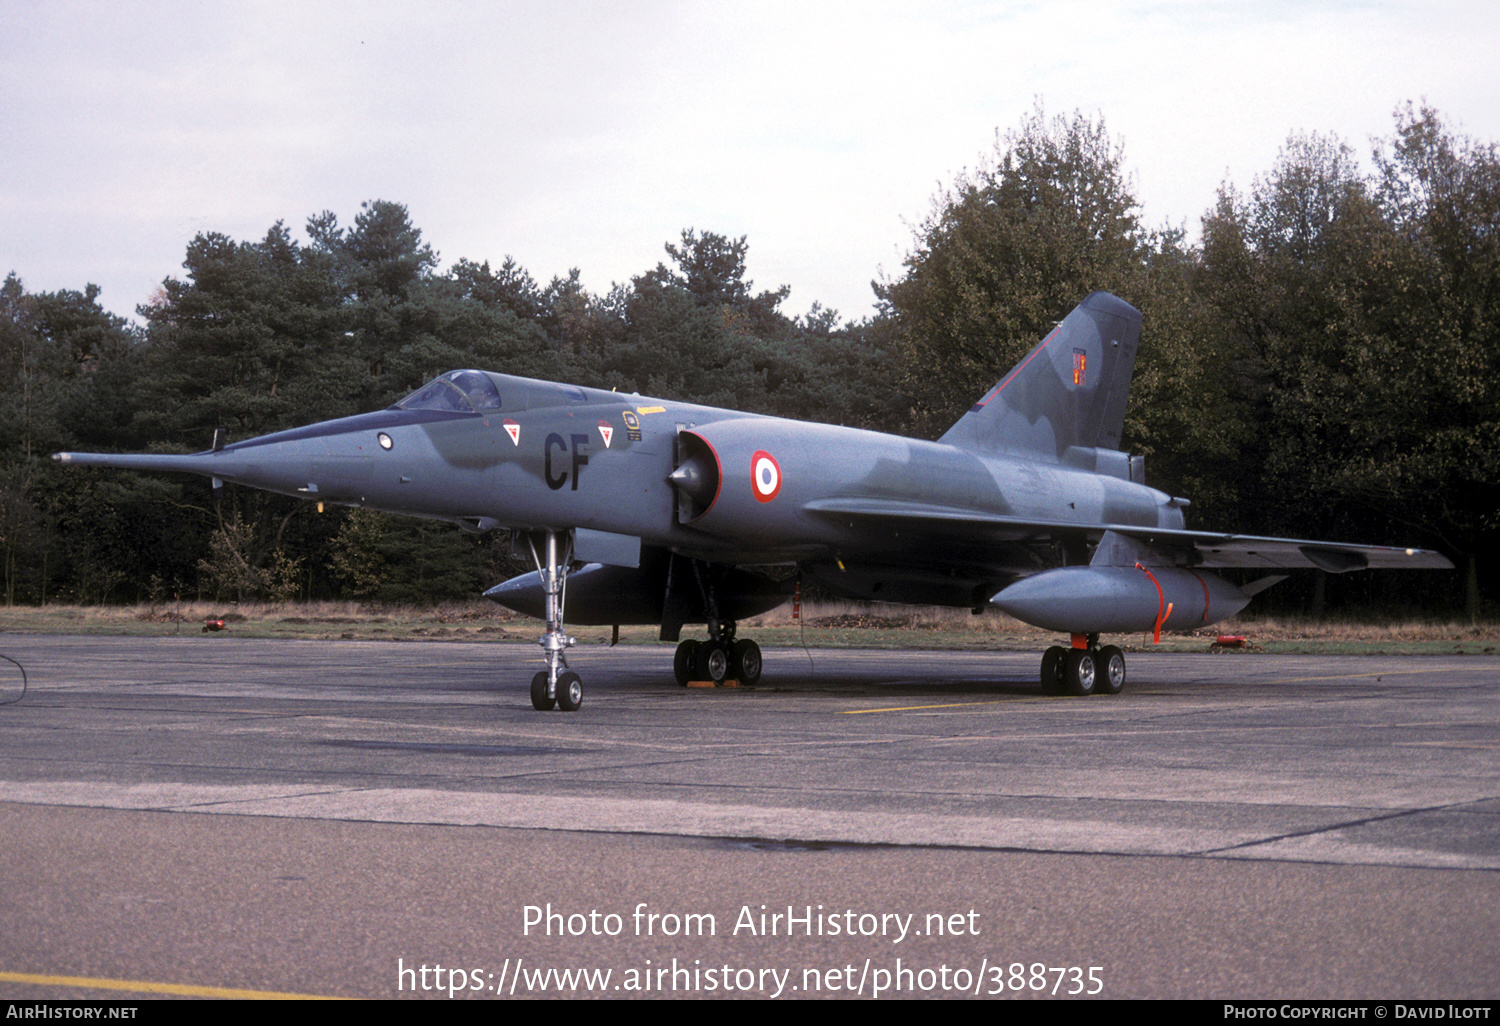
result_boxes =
[731,639,763,686]
[1041,646,1067,694]
[1097,646,1126,695]
[1064,649,1097,696]
[530,671,556,711]
[556,671,583,712]
[673,640,700,686]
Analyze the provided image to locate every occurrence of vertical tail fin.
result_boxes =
[938,291,1141,458]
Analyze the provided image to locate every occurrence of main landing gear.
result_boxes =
[672,629,763,687]
[524,529,583,712]
[668,559,765,688]
[1040,634,1126,697]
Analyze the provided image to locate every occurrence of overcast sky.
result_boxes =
[4,0,1498,326]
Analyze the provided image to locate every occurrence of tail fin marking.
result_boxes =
[938,291,1142,460]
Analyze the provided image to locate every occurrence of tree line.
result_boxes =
[2,101,1493,618]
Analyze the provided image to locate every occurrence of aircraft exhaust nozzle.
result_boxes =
[992,565,1250,634]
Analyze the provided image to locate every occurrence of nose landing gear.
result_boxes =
[525,529,583,712]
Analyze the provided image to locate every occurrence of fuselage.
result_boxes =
[58,369,1183,608]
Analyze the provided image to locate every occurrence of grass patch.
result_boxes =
[0,599,1494,655]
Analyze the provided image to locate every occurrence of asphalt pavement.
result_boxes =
[1,634,1496,999]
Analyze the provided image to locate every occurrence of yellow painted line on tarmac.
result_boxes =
[0,969,349,1000]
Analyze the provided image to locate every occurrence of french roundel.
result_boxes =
[751,450,782,503]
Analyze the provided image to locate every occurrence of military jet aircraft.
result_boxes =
[54,292,1450,711]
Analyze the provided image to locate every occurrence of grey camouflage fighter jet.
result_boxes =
[55,292,1450,710]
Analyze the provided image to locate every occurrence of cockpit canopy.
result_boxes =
[394,370,502,414]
